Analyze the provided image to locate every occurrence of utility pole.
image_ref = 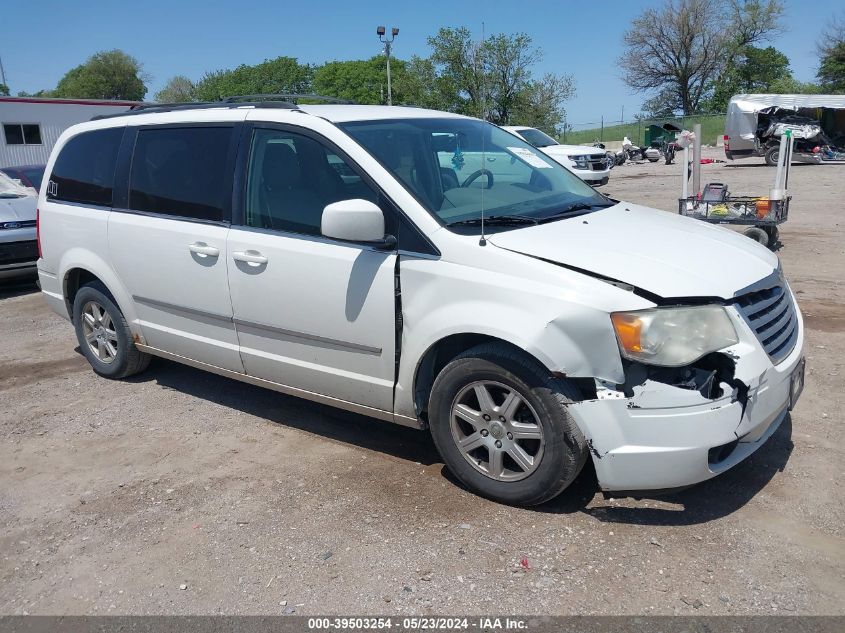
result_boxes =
[0,55,7,88]
[377,26,399,105]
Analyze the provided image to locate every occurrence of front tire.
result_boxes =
[428,343,587,506]
[73,281,151,379]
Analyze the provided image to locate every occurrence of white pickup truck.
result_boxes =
[502,126,610,186]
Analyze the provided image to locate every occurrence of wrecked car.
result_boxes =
[725,93,845,165]
[37,101,804,506]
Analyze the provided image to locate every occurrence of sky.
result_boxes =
[0,0,839,124]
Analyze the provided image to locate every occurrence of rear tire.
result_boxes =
[72,281,151,379]
[764,146,780,166]
[743,227,770,247]
[428,343,587,506]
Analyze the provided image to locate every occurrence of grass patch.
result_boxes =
[561,115,726,146]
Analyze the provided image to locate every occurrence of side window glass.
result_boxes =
[47,128,123,206]
[244,129,378,236]
[129,126,233,221]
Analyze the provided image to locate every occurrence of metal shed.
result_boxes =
[0,97,137,168]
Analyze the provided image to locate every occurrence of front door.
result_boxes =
[226,126,397,412]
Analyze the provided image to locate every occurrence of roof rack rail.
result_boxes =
[90,99,299,121]
[221,93,354,105]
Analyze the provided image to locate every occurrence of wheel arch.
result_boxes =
[59,250,140,337]
[410,332,595,425]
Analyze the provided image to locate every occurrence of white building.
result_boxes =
[0,97,137,168]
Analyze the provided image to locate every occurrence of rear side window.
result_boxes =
[48,128,123,206]
[129,126,233,222]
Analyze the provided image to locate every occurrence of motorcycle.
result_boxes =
[649,138,678,165]
[592,141,625,169]
[622,136,646,162]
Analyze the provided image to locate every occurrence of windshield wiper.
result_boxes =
[538,201,614,223]
[447,214,539,227]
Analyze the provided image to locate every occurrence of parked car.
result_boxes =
[1,164,46,193]
[502,126,611,186]
[0,170,38,280]
[38,101,804,506]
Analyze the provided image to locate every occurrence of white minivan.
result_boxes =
[37,100,804,505]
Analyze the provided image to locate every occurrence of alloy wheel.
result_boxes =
[449,380,545,482]
[81,300,118,364]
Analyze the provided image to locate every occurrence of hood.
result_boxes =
[540,144,605,157]
[487,203,779,300]
[0,194,37,223]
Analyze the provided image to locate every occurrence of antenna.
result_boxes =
[479,21,487,246]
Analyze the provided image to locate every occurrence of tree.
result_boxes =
[421,27,574,129]
[0,83,9,96]
[511,73,576,133]
[54,50,148,100]
[401,56,461,111]
[620,0,784,115]
[313,56,407,104]
[817,16,845,92]
[194,57,313,101]
[155,75,196,103]
[706,45,792,110]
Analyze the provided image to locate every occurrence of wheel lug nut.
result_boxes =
[480,429,489,437]
[482,414,491,421]
[495,440,502,449]
[507,433,513,440]
[499,416,505,422]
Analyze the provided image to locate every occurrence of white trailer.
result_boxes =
[0,97,137,168]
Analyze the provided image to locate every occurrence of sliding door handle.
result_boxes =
[232,250,268,265]
[188,242,220,257]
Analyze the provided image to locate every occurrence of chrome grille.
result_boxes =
[734,283,798,364]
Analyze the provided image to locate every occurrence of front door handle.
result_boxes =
[232,250,268,265]
[188,242,220,257]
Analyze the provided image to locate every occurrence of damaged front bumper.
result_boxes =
[567,304,804,492]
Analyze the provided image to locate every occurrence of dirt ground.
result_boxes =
[1,147,843,616]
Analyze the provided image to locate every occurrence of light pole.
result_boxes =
[377,26,399,105]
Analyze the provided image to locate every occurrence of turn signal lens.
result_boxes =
[610,313,644,353]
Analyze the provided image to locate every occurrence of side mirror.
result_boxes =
[321,199,396,248]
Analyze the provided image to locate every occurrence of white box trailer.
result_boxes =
[0,97,137,168]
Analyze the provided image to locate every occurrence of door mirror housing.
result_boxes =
[321,199,395,248]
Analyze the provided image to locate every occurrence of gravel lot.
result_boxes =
[1,148,843,616]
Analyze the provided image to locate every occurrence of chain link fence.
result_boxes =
[560,113,726,146]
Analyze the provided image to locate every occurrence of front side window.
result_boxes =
[129,126,233,221]
[3,123,42,145]
[48,127,123,206]
[244,128,377,236]
[341,118,610,232]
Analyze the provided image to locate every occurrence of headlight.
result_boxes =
[567,155,589,169]
[610,306,738,367]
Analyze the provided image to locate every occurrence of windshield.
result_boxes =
[341,118,609,232]
[22,167,45,191]
[515,127,559,148]
[0,171,33,198]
